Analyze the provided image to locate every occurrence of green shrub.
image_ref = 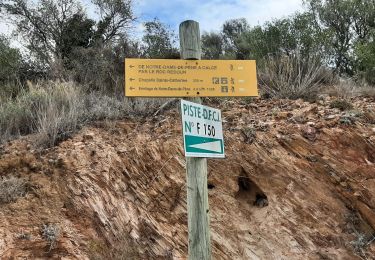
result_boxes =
[355,31,375,86]
[0,35,22,84]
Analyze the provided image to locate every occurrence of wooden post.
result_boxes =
[179,20,211,260]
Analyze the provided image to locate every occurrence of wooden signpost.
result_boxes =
[179,20,211,260]
[124,20,258,260]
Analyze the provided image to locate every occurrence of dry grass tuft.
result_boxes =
[41,223,60,252]
[0,81,169,147]
[0,176,28,204]
[324,79,375,98]
[330,99,353,111]
[258,53,336,100]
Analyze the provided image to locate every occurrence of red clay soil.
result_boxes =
[0,96,374,259]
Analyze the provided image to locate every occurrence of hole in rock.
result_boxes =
[254,193,268,208]
[236,169,268,208]
[366,147,375,163]
[208,183,215,189]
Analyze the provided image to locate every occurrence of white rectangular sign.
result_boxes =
[180,100,225,158]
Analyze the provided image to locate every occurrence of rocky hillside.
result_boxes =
[0,96,374,259]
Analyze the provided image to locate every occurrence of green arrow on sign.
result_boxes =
[185,135,224,154]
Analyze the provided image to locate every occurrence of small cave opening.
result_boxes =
[254,193,268,207]
[236,169,268,208]
[207,183,215,190]
[366,147,375,164]
[238,176,252,192]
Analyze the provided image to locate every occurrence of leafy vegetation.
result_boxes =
[141,18,179,59]
[0,0,374,144]
[0,36,22,84]
[1,0,374,92]
[201,0,375,89]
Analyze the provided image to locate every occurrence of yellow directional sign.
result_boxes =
[125,58,258,97]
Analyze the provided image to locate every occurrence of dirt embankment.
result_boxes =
[0,96,374,259]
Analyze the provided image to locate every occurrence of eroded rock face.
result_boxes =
[0,97,374,259]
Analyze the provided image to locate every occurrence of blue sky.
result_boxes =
[1,0,304,46]
[133,0,304,36]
